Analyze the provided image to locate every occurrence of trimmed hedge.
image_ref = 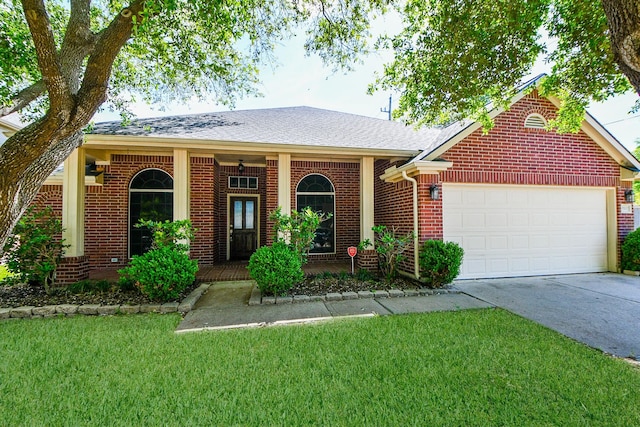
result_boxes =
[248,242,304,296]
[419,240,464,288]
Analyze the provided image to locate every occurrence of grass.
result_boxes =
[1,309,639,425]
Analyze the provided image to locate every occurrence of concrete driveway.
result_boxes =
[455,273,640,358]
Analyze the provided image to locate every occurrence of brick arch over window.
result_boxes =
[296,173,336,254]
[128,168,173,257]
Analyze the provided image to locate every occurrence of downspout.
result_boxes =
[401,171,420,280]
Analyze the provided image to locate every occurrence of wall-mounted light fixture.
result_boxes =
[625,188,635,203]
[429,184,440,200]
[238,160,245,175]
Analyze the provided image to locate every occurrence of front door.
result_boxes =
[230,197,257,260]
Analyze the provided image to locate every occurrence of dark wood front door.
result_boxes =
[230,197,257,260]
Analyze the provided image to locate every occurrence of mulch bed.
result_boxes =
[0,282,198,309]
[1,274,422,308]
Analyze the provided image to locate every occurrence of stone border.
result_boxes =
[0,284,210,320]
[248,287,459,306]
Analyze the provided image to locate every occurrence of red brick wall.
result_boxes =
[440,92,620,186]
[374,160,415,274]
[291,161,361,261]
[85,155,174,270]
[265,159,278,246]
[190,156,215,265]
[217,164,266,261]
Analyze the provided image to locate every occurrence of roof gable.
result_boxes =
[412,78,640,170]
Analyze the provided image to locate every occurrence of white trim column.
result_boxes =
[360,156,375,248]
[173,149,190,221]
[62,148,85,257]
[278,153,291,215]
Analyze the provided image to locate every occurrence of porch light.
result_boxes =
[625,188,635,203]
[429,184,440,200]
[238,160,245,175]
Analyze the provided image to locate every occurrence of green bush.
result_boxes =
[269,206,330,264]
[371,225,415,281]
[2,206,68,293]
[419,240,464,288]
[118,219,198,302]
[119,246,198,302]
[622,229,640,271]
[247,242,304,296]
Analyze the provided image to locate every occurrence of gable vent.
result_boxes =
[524,114,547,129]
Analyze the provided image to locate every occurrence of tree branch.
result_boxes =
[20,0,73,113]
[73,0,147,125]
[0,80,46,118]
[59,0,96,93]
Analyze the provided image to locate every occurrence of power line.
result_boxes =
[603,114,640,126]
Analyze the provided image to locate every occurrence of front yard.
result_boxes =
[1,309,639,425]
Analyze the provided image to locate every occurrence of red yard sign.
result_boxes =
[347,246,357,274]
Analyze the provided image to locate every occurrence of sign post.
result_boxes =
[347,246,357,274]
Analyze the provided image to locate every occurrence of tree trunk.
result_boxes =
[0,116,83,252]
[602,0,640,94]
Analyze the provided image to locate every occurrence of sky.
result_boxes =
[93,28,640,153]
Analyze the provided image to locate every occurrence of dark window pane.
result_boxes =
[129,192,173,256]
[131,169,173,190]
[229,177,239,188]
[297,194,335,253]
[297,174,333,193]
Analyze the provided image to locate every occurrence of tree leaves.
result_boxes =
[373,0,635,131]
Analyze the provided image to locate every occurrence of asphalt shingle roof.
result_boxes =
[90,106,442,152]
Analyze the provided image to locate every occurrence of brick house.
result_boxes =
[27,79,640,283]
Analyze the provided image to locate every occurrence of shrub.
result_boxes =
[2,206,68,294]
[419,240,464,288]
[118,219,198,302]
[119,246,198,302]
[622,229,640,271]
[372,225,415,281]
[269,206,331,264]
[247,242,304,296]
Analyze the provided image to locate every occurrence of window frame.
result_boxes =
[128,168,174,258]
[295,173,336,255]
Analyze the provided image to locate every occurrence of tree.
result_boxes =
[0,0,387,250]
[372,0,640,132]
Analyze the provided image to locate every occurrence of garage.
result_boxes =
[442,184,610,279]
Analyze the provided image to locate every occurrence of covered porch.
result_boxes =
[88,260,352,283]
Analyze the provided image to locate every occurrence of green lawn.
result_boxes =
[1,309,639,425]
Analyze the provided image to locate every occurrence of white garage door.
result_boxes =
[443,184,608,279]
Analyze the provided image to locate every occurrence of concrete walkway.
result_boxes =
[176,280,491,333]
[455,273,640,359]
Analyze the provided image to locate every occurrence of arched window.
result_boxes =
[129,169,173,256]
[524,113,547,129]
[296,174,335,254]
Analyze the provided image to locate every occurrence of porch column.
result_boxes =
[360,156,375,248]
[173,149,190,221]
[62,147,85,257]
[278,153,291,215]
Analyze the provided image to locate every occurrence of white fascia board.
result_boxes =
[379,160,454,183]
[84,134,420,159]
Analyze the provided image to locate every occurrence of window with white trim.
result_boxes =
[129,169,173,257]
[296,174,335,254]
[228,176,258,189]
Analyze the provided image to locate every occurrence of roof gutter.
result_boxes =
[401,170,420,280]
